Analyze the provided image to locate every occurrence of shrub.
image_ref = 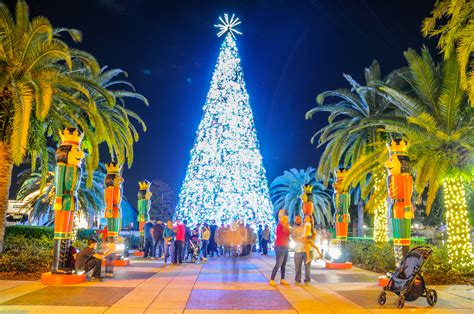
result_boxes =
[5,225,53,239]
[76,228,99,240]
[347,240,473,284]
[0,235,53,273]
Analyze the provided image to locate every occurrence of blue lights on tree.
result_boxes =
[175,15,274,228]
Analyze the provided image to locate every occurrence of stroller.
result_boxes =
[187,238,201,263]
[378,246,437,309]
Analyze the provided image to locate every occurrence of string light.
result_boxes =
[443,177,473,271]
[373,175,389,244]
[175,19,274,229]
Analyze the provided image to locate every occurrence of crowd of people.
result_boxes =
[141,218,273,265]
[71,213,327,286]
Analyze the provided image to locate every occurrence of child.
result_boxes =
[304,215,323,264]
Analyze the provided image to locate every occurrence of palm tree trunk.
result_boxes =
[443,177,473,272]
[0,141,13,253]
[357,200,364,237]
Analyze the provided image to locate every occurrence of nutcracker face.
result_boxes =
[67,144,85,167]
[385,154,402,175]
[113,175,124,187]
[333,169,347,193]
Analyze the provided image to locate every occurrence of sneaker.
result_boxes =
[295,281,303,286]
[280,279,290,286]
[304,282,311,287]
[91,277,103,282]
[202,257,208,261]
[105,273,114,278]
[269,280,277,286]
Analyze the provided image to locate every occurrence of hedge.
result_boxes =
[5,225,53,239]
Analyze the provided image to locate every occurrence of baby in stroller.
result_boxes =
[186,229,201,263]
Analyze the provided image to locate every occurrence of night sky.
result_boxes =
[9,0,436,206]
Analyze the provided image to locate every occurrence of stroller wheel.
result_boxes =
[396,296,405,309]
[377,292,386,305]
[426,289,437,306]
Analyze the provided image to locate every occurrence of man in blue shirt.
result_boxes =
[143,219,154,258]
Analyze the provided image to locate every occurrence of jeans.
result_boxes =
[154,239,164,258]
[144,238,153,258]
[201,240,208,258]
[79,257,101,278]
[271,246,288,280]
[294,252,311,283]
[262,239,269,255]
[174,240,184,264]
[209,240,219,256]
[165,240,174,264]
[106,253,116,275]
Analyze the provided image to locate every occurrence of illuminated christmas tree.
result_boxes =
[175,14,274,228]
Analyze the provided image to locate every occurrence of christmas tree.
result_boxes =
[175,14,274,228]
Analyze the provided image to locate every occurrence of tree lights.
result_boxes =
[175,16,274,228]
[373,175,389,244]
[443,177,473,271]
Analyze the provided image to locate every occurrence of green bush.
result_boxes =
[0,235,53,273]
[347,240,473,284]
[76,228,98,240]
[347,241,396,273]
[5,225,53,239]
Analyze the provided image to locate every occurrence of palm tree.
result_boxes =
[306,60,404,239]
[0,1,148,252]
[270,167,333,226]
[16,148,106,224]
[369,47,473,272]
[422,0,474,106]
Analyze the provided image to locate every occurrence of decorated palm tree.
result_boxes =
[368,47,473,272]
[306,60,405,241]
[0,1,147,252]
[270,167,333,225]
[16,148,106,224]
[422,0,474,106]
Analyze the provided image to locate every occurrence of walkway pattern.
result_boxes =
[0,253,472,313]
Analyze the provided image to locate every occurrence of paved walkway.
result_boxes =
[0,253,472,313]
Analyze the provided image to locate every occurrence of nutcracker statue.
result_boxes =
[301,184,314,217]
[137,180,152,249]
[104,162,123,242]
[332,168,350,263]
[52,128,85,274]
[385,138,414,264]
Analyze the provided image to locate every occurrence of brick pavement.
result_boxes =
[0,253,472,313]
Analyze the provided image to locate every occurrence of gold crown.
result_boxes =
[106,162,122,174]
[389,138,409,155]
[303,184,313,193]
[58,128,83,146]
[138,180,151,190]
[335,168,347,177]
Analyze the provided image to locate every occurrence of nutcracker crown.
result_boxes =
[389,138,409,155]
[138,180,151,190]
[303,184,313,194]
[335,168,347,178]
[58,128,83,146]
[106,162,122,174]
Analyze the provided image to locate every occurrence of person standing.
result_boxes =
[151,220,165,258]
[261,225,270,255]
[163,220,175,265]
[269,215,290,286]
[182,220,191,261]
[201,223,210,261]
[143,219,154,258]
[209,220,219,257]
[292,215,312,286]
[257,225,263,253]
[104,238,116,277]
[174,219,185,264]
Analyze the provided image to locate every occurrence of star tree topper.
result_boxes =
[214,13,242,38]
